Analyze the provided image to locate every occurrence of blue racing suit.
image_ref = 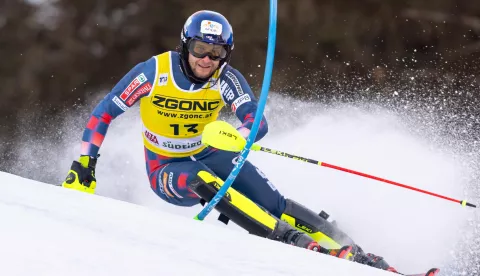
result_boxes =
[80,51,286,218]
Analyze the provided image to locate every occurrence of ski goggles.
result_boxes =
[187,39,228,61]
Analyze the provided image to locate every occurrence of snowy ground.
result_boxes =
[3,94,477,275]
[1,171,398,276]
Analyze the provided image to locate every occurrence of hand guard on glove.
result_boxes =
[62,155,98,194]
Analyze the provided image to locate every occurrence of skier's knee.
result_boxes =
[188,170,278,238]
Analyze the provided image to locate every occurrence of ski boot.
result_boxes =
[351,245,398,272]
[305,240,353,260]
[320,244,354,259]
[273,222,352,260]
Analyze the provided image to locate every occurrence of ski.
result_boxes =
[403,268,440,276]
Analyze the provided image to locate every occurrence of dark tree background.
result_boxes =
[0,2,479,273]
[1,0,480,166]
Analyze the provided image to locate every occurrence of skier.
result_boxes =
[62,10,397,272]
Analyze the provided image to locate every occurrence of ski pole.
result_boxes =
[201,120,477,209]
[257,146,476,208]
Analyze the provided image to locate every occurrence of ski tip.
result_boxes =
[426,268,440,276]
[405,268,440,276]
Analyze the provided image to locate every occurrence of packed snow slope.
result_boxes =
[1,171,398,276]
[5,94,477,275]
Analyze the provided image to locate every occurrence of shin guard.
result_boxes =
[189,171,278,237]
[280,199,355,248]
[189,171,315,248]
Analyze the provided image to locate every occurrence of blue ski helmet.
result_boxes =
[179,10,234,83]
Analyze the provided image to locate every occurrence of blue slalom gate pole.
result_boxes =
[195,0,278,221]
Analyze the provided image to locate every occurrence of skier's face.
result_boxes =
[188,53,220,79]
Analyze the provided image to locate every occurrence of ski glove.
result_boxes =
[62,155,98,194]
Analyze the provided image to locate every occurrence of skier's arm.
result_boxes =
[80,57,156,157]
[61,57,155,193]
[220,68,268,141]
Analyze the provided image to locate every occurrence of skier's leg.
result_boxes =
[188,169,346,256]
[145,148,203,206]
[199,149,286,218]
[199,149,352,247]
[144,148,322,251]
[197,149,396,271]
